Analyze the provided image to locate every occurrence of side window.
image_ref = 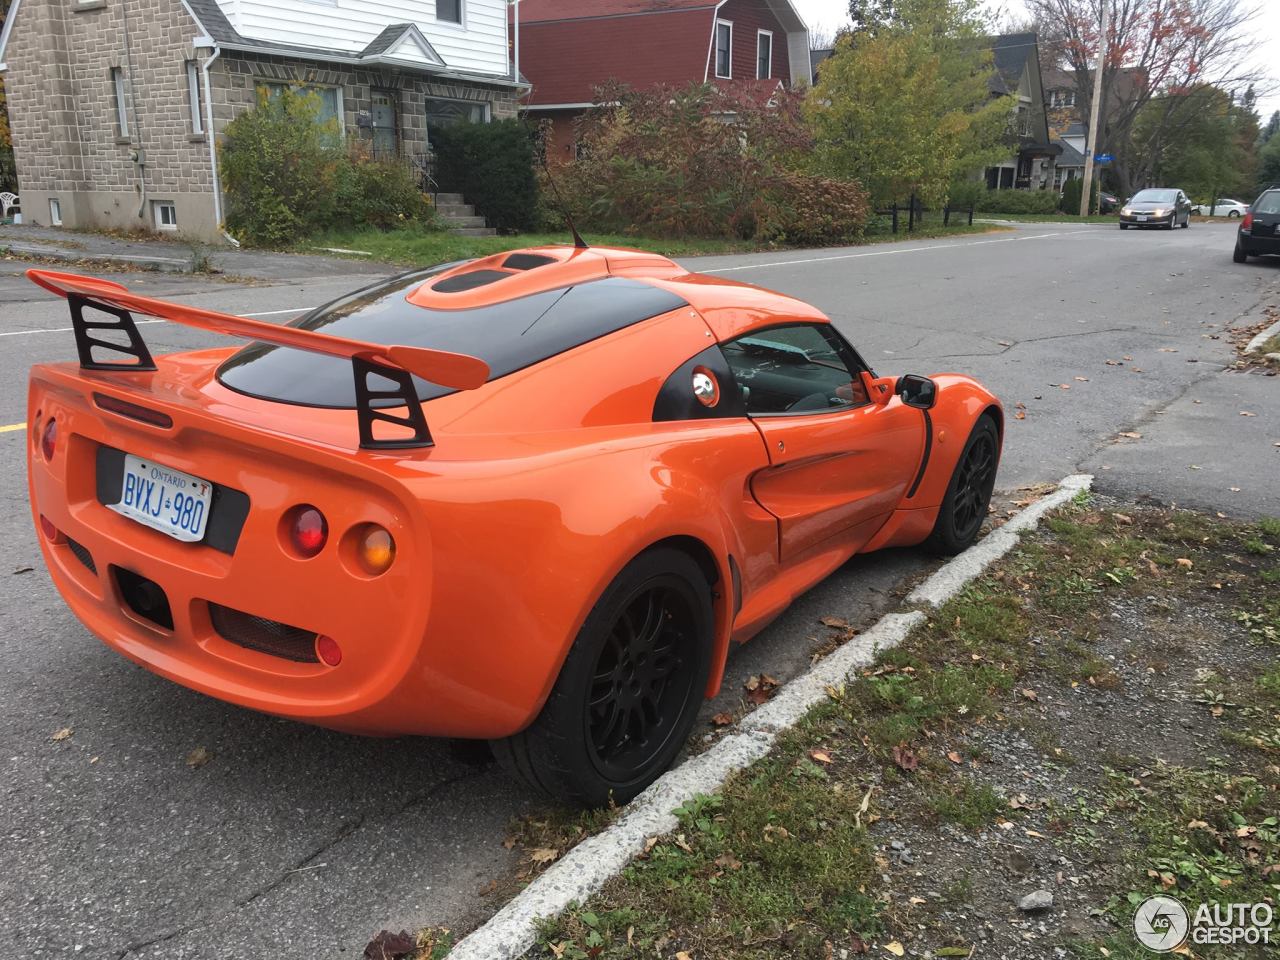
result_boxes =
[722,324,869,416]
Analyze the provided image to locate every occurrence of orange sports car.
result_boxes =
[27,245,1001,806]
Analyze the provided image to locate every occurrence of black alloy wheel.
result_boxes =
[586,583,696,783]
[926,415,1001,555]
[492,548,713,807]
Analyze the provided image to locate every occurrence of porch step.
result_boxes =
[452,226,498,237]
[435,202,475,218]
[443,215,487,229]
[434,192,465,205]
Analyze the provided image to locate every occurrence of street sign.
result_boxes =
[1095,154,1114,164]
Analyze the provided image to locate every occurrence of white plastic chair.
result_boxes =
[0,193,18,220]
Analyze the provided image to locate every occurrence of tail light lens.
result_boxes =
[315,635,342,666]
[40,418,57,461]
[356,525,395,576]
[287,505,328,558]
[1241,212,1253,233]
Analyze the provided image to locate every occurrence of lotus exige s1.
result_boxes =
[26,246,1002,805]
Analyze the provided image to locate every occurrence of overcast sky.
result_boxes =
[791,0,1280,121]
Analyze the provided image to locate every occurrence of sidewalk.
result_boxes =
[0,224,390,281]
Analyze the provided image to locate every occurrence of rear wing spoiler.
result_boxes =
[27,269,490,450]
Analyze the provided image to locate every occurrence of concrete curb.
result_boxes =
[0,242,194,273]
[445,474,1094,960]
[905,474,1094,607]
[1244,315,1280,355]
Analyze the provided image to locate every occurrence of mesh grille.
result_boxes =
[65,537,97,575]
[209,603,318,663]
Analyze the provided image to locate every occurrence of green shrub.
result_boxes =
[220,88,343,246]
[1059,176,1100,214]
[946,179,985,209]
[431,119,539,232]
[221,88,437,245]
[553,81,867,244]
[973,188,1059,214]
[336,144,433,230]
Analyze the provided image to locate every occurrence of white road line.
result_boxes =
[0,307,314,338]
[701,231,1065,274]
[444,473,1096,960]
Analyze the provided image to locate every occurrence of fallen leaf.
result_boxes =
[1117,431,1142,440]
[909,896,927,905]
[676,953,693,960]
[714,852,743,871]
[502,835,517,850]
[477,878,498,896]
[674,833,694,852]
[947,751,963,764]
[186,746,213,769]
[1015,409,1026,420]
[1230,487,1241,493]
[51,727,73,742]
[1240,411,1256,417]
[891,744,918,772]
[820,616,850,629]
[810,749,834,765]
[528,847,559,865]
[1021,688,1039,702]
[363,930,416,960]
[711,712,734,727]
[1074,376,1089,381]
[1176,558,1193,569]
[12,566,33,574]
[884,942,905,957]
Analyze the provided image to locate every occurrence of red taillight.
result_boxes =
[39,514,57,541]
[315,635,342,666]
[288,506,328,558]
[1241,212,1253,233]
[93,393,174,428]
[40,418,57,461]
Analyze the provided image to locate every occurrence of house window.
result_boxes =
[756,30,772,80]
[257,82,344,141]
[437,0,461,24]
[153,200,178,231]
[49,199,63,227]
[424,96,489,148]
[111,67,129,137]
[186,60,204,135]
[715,20,732,79]
[1050,89,1076,108]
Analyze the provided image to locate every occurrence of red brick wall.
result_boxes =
[709,0,792,83]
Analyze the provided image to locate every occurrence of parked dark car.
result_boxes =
[1233,188,1280,263]
[1100,192,1120,214]
[1119,188,1192,229]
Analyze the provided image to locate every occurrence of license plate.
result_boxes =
[1137,215,1148,222]
[110,454,212,543]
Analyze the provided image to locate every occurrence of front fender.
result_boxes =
[911,374,1003,510]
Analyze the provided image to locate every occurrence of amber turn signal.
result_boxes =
[357,525,395,576]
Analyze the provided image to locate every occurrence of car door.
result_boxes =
[720,323,925,564]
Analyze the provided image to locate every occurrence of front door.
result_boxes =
[721,324,925,563]
[371,91,398,157]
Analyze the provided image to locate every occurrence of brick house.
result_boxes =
[515,0,811,162]
[0,0,527,239]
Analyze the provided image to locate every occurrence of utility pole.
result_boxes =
[1079,0,1110,217]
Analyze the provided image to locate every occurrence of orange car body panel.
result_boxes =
[26,247,1001,739]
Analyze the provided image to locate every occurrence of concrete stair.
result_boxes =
[433,192,497,237]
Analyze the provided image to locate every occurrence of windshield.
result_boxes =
[1130,189,1178,204]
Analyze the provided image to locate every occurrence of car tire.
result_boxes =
[926,415,1000,556]
[1229,210,1241,219]
[1233,242,1249,263]
[1119,223,1128,230]
[491,547,714,807]
[1181,214,1190,228]
[1163,217,1175,230]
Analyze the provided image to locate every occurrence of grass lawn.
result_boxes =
[303,222,1005,268]
[503,499,1280,960]
[974,212,1119,224]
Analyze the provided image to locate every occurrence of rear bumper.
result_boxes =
[28,365,453,737]
[1239,232,1280,256]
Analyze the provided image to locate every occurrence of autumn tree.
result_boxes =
[813,0,1010,207]
[1132,84,1257,200]
[1025,0,1262,197]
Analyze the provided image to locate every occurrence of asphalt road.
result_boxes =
[1,222,1277,960]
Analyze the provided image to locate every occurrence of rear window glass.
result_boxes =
[216,268,688,409]
[1253,192,1280,215]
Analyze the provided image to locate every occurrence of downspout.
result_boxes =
[119,0,148,220]
[513,0,520,85]
[195,39,238,246]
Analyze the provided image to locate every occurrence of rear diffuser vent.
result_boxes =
[209,603,318,663]
[66,537,97,575]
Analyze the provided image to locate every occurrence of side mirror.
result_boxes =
[896,374,937,410]
[860,370,896,406]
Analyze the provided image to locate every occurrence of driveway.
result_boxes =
[1,221,1275,959]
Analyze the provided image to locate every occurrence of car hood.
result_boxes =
[1125,201,1174,210]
